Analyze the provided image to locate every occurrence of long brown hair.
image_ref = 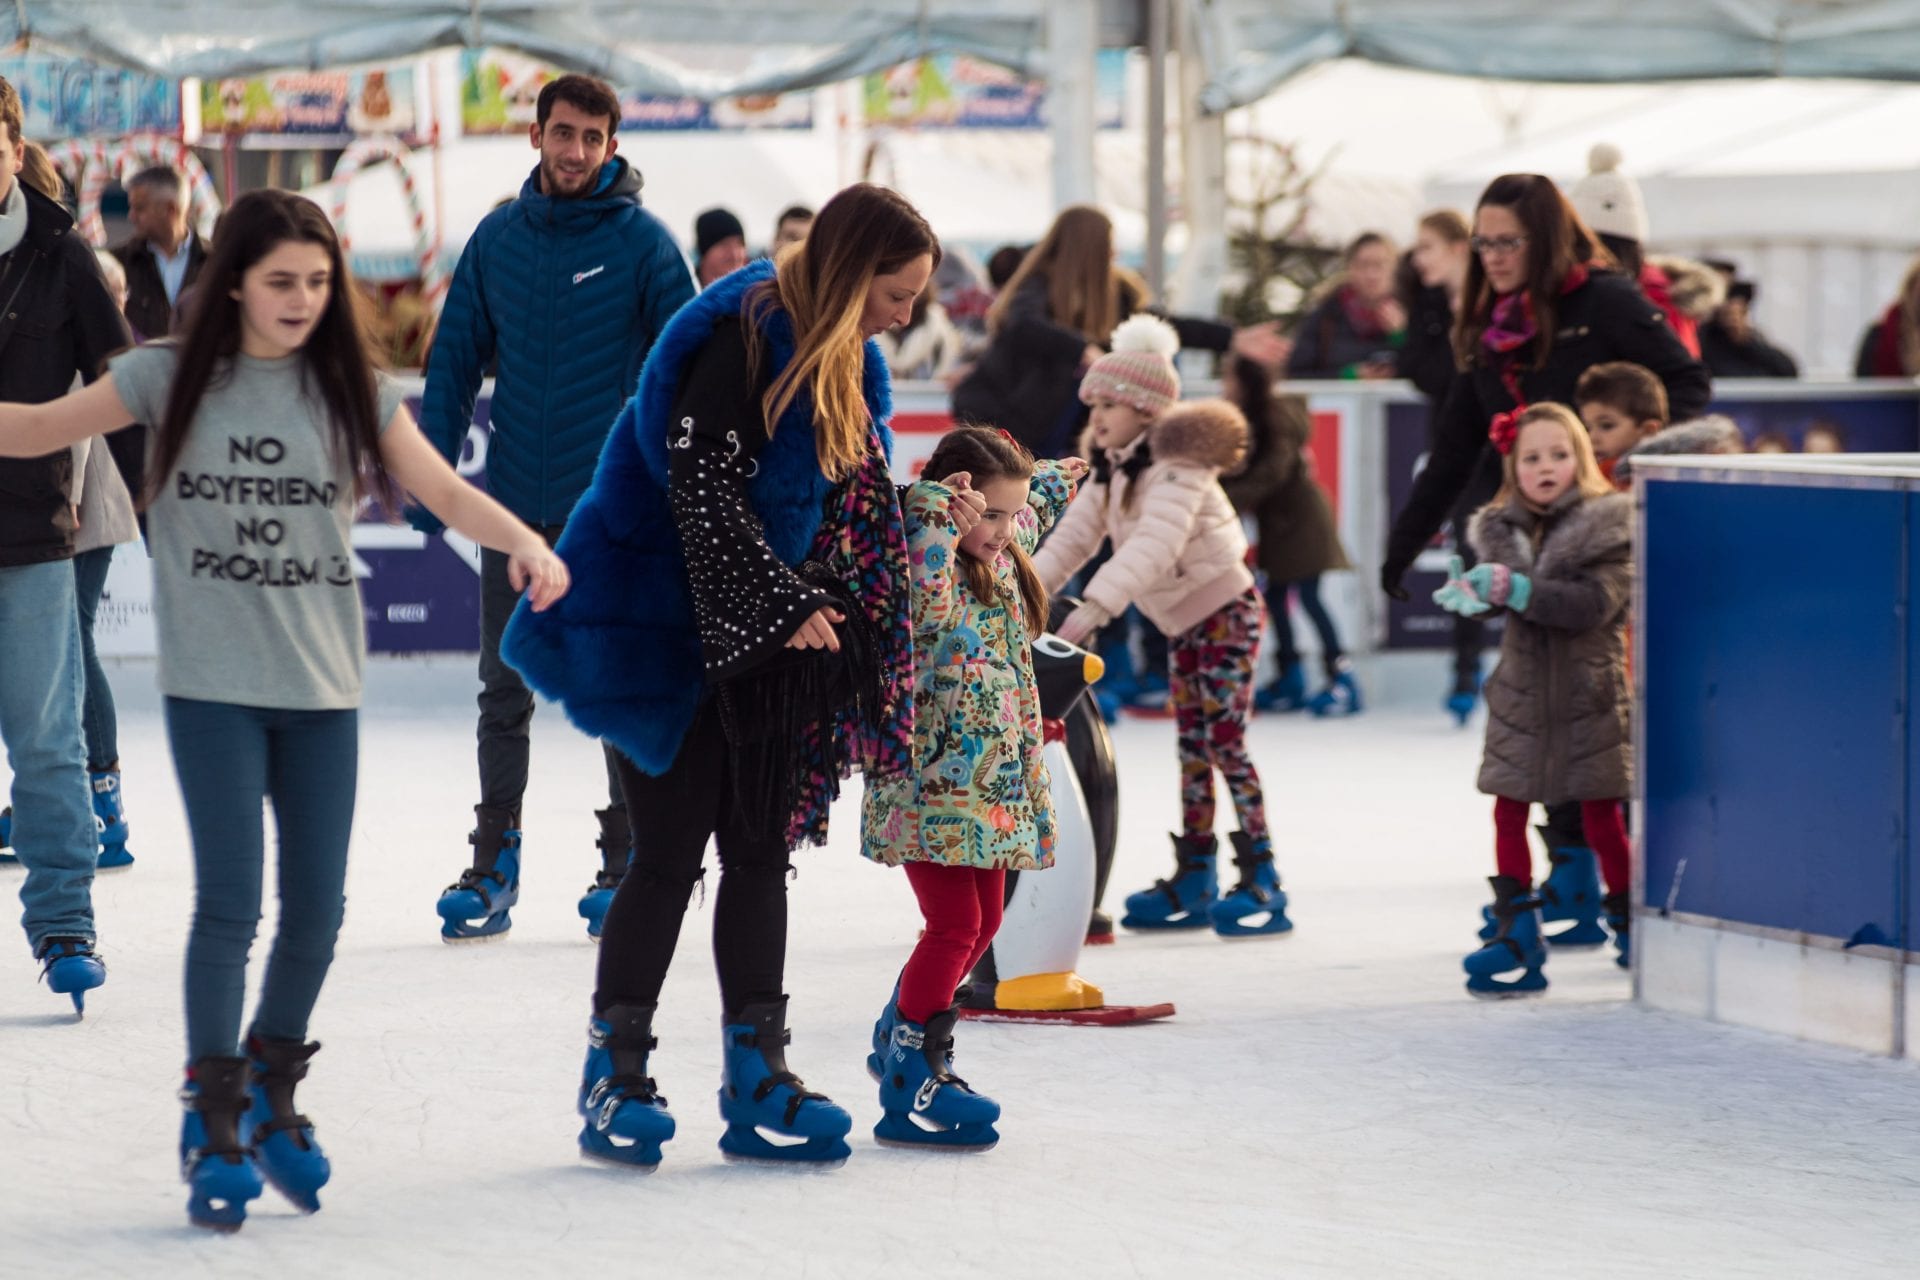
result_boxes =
[745,183,939,482]
[145,189,393,509]
[1453,174,1613,371]
[920,426,1048,632]
[988,204,1120,344]
[1488,403,1615,512]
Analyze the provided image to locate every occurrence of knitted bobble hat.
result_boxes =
[1568,143,1649,245]
[1080,314,1181,416]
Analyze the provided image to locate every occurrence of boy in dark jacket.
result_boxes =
[0,75,135,1009]
[418,74,696,943]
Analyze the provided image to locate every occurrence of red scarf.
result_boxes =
[1339,284,1393,340]
[1485,263,1590,454]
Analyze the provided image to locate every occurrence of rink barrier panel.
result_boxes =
[85,377,1920,661]
[1634,455,1920,1059]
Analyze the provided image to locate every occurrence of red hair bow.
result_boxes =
[1488,408,1523,456]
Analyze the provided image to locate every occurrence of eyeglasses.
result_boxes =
[1471,235,1529,258]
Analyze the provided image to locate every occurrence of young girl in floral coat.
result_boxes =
[1036,316,1289,940]
[862,426,1081,1150]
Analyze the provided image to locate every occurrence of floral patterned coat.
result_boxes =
[861,461,1075,869]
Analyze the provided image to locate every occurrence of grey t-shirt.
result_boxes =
[109,344,404,710]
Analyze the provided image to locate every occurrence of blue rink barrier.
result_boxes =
[1634,454,1919,1058]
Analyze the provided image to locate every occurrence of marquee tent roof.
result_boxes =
[12,2,1920,110]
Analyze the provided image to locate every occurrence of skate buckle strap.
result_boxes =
[752,1070,827,1128]
[253,1112,315,1141]
[445,865,505,904]
[586,1073,665,1116]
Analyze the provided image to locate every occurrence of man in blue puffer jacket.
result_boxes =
[418,73,696,944]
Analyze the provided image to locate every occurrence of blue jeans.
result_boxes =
[165,697,358,1060]
[72,545,119,771]
[0,559,97,951]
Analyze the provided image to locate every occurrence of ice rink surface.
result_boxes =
[4,657,1917,1279]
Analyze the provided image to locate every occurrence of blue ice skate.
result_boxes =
[873,1005,1000,1152]
[37,936,104,1015]
[246,1035,329,1212]
[437,805,520,942]
[1477,837,1606,947]
[1121,834,1218,929]
[91,768,134,870]
[716,997,852,1165]
[1604,891,1631,970]
[1254,662,1307,713]
[577,806,632,941]
[1307,659,1363,717]
[0,805,13,863]
[867,978,902,1080]
[1446,666,1483,726]
[578,1004,676,1169]
[1464,876,1548,998]
[1209,832,1294,938]
[180,1057,264,1232]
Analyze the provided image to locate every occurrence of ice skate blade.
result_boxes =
[579,1145,662,1173]
[717,1125,850,1167]
[1119,913,1214,931]
[260,1169,322,1213]
[439,923,512,944]
[1213,916,1295,939]
[1465,977,1548,1000]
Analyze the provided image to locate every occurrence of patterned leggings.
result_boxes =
[1169,588,1268,844]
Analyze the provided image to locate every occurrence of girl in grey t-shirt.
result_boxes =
[0,189,570,1233]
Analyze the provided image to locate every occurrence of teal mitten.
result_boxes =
[1462,563,1532,612]
[1432,554,1490,617]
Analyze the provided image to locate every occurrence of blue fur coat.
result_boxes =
[500,259,895,774]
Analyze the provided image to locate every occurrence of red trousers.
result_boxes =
[1493,796,1629,894]
[898,863,1006,1024]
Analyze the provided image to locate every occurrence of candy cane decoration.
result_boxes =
[55,134,220,248]
[328,136,448,308]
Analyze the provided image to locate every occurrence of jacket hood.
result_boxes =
[516,155,644,224]
[1469,489,1631,579]
[1612,414,1744,483]
[1149,397,1249,470]
[1649,254,1727,321]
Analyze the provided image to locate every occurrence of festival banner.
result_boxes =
[200,67,419,142]
[0,55,178,141]
[863,52,1127,130]
[459,49,813,136]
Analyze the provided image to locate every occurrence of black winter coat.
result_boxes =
[112,231,208,340]
[1395,284,1458,403]
[1285,289,1398,380]
[1384,270,1710,582]
[0,183,136,567]
[1220,392,1349,584]
[1699,320,1797,379]
[951,274,1232,457]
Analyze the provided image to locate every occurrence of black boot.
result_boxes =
[180,1056,263,1231]
[579,805,632,939]
[245,1035,330,1210]
[436,804,522,941]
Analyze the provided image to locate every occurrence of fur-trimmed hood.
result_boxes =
[1649,254,1728,322]
[1149,397,1249,471]
[1612,414,1744,483]
[1469,490,1632,580]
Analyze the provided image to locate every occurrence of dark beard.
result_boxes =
[540,159,598,200]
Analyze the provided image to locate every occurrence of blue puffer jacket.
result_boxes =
[501,260,895,776]
[418,156,696,529]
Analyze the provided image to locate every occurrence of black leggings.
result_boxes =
[1272,575,1344,679]
[596,700,790,1016]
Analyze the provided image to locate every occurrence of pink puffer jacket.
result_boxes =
[1033,399,1255,637]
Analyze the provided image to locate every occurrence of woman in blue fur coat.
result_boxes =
[503,185,940,1168]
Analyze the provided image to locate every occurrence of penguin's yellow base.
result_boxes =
[991,971,1106,1011]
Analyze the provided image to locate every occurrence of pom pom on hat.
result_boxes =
[1568,142,1649,245]
[1109,313,1180,359]
[1080,315,1182,417]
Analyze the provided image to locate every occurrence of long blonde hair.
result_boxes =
[1489,403,1616,511]
[988,204,1121,344]
[746,184,939,481]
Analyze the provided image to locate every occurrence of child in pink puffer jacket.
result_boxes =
[1035,315,1290,939]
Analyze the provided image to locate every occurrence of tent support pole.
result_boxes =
[1047,0,1098,210]
[1145,0,1168,299]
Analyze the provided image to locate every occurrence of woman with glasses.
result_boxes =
[1377,172,1708,926]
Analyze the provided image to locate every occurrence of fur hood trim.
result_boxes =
[1150,397,1249,470]
[1469,490,1632,580]
[1650,254,1728,321]
[1613,415,1743,482]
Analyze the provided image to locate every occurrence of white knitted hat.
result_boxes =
[1568,143,1649,244]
